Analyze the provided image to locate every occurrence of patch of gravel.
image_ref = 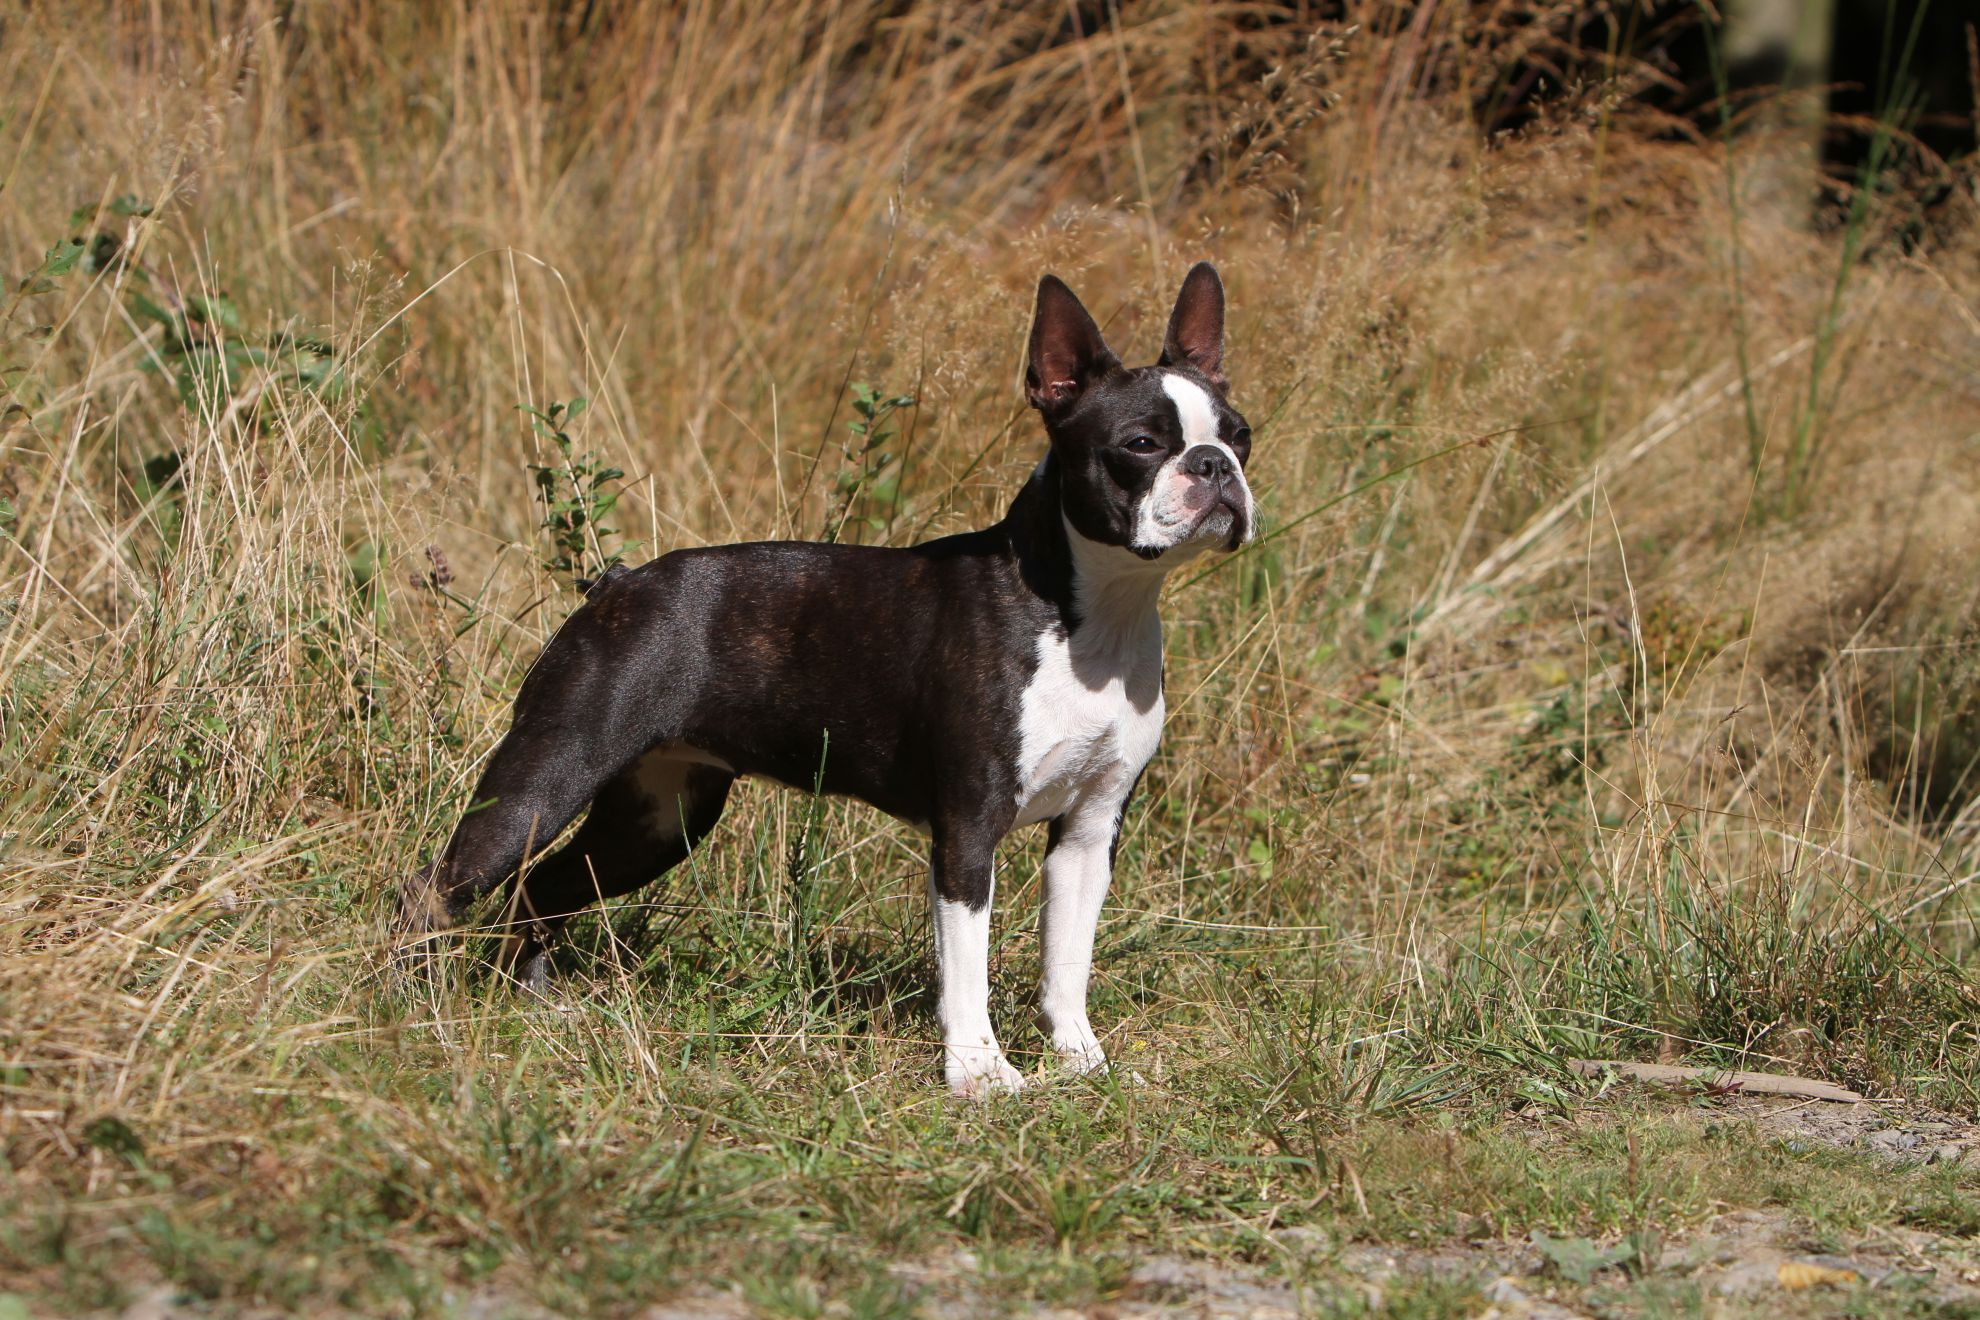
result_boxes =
[1116,1255,1302,1317]
[889,1248,1312,1318]
[1721,1092,1980,1169]
[1657,1205,1980,1306]
[1478,1276,1588,1319]
[900,1094,1980,1318]
[96,1098,1980,1319]
[637,1289,755,1320]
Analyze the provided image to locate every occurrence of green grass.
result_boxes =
[5,788,1977,1311]
[10,1016,1980,1316]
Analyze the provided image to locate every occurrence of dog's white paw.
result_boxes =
[1050,1028,1109,1077]
[946,1045,1025,1099]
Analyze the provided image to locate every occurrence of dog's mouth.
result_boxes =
[1131,503,1247,561]
[1193,505,1235,542]
[1127,479,1254,560]
[1191,493,1251,551]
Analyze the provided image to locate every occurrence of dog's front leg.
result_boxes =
[1037,804,1119,1076]
[930,827,1022,1098]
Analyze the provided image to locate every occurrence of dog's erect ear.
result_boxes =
[1027,275,1120,411]
[1159,261,1227,391]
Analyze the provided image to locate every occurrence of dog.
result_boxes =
[399,263,1255,1096]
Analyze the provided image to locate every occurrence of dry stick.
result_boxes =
[791,184,905,528]
[1417,333,1818,638]
[1428,429,1515,606]
[1103,0,1162,279]
[1176,416,1568,595]
[1571,1059,1864,1104]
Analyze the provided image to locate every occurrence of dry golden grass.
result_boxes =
[3,2,1979,1314]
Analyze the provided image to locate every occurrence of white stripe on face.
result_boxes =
[1161,373,1223,450]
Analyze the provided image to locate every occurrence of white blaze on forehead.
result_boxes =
[1160,372,1221,449]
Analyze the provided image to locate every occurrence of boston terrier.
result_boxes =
[399,263,1256,1097]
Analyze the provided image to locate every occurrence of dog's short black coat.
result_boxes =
[445,465,1076,923]
[402,263,1253,1093]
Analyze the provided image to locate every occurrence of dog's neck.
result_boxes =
[1002,453,1169,661]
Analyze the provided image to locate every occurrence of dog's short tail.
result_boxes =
[576,563,632,597]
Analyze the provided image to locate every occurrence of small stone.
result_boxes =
[1127,1256,1197,1295]
[1481,1275,1588,1320]
[1712,1255,1789,1296]
[118,1288,183,1320]
[1274,1225,1332,1256]
[454,1291,561,1320]
[640,1289,752,1320]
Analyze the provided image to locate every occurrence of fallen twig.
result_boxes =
[1571,1059,1863,1104]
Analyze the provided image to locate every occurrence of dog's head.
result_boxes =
[1026,263,1254,564]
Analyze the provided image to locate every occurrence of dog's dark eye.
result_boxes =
[1229,427,1253,458]
[1124,436,1163,455]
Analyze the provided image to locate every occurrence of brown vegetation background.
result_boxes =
[2,2,1978,1312]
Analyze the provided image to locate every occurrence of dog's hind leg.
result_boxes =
[399,669,647,944]
[397,562,709,959]
[503,753,734,983]
[397,733,605,947]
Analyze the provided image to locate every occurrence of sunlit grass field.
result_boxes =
[3,2,1979,1314]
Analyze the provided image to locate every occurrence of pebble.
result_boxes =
[1481,1276,1588,1318]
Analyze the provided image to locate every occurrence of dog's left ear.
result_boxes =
[1028,275,1121,411]
[1159,262,1227,392]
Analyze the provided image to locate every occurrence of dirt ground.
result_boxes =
[627,1095,1980,1319]
[98,1094,1954,1320]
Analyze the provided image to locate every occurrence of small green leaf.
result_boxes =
[130,292,175,327]
[82,1114,146,1164]
[188,294,243,330]
[1531,1230,1638,1285]
[47,236,83,273]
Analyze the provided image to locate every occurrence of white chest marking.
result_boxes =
[1013,627,1164,826]
[1012,532,1168,828]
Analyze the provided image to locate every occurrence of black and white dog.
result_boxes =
[401,264,1255,1096]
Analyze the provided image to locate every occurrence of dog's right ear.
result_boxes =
[1026,275,1120,411]
[1160,261,1227,392]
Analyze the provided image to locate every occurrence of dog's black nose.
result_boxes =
[1182,445,1236,484]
